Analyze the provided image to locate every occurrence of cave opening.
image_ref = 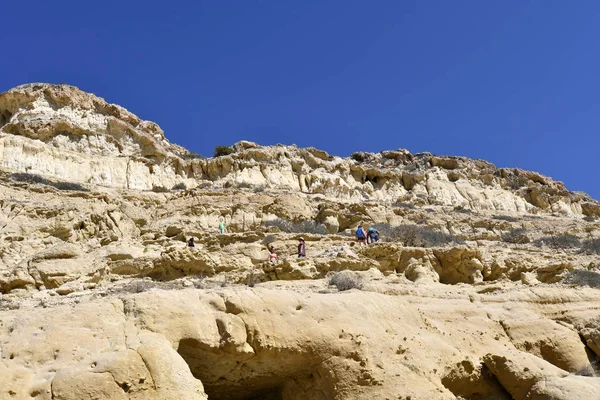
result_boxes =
[202,378,284,400]
[0,110,12,128]
[441,361,511,399]
[177,338,328,400]
[363,171,389,190]
[177,338,285,400]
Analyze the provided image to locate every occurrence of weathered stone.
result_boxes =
[1,83,600,399]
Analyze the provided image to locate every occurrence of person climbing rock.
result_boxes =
[187,237,195,247]
[268,245,278,264]
[355,225,367,245]
[219,217,226,234]
[298,237,306,258]
[367,227,379,243]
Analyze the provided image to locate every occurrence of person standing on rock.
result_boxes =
[219,217,226,234]
[298,237,306,258]
[187,237,195,248]
[355,225,367,245]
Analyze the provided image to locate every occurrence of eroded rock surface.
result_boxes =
[1,83,600,399]
[2,84,600,216]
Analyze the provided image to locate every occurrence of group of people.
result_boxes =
[272,227,377,263]
[267,237,304,263]
[355,225,379,245]
[187,220,379,262]
[188,218,227,248]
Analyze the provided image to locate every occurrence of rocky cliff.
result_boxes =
[1,84,600,400]
[1,84,599,216]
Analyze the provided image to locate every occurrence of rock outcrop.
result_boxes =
[1,83,600,400]
[0,83,192,190]
[1,84,599,216]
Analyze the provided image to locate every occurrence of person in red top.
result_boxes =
[297,237,306,258]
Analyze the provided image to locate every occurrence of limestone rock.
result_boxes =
[500,318,591,372]
[441,359,509,399]
[483,350,569,399]
[1,84,598,215]
[528,375,600,400]
[1,83,600,399]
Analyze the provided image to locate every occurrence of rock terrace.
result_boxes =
[0,83,599,400]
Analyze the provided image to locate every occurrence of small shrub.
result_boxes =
[263,218,327,235]
[10,173,51,185]
[501,228,530,244]
[197,181,213,189]
[237,182,254,189]
[505,175,529,190]
[563,270,600,289]
[371,223,464,247]
[371,223,405,239]
[393,202,415,209]
[493,215,519,223]
[294,220,328,235]
[193,273,206,289]
[237,182,267,192]
[581,238,600,255]
[350,152,366,163]
[51,181,89,192]
[454,205,473,214]
[123,280,156,293]
[171,183,187,191]
[403,163,418,172]
[262,234,277,246]
[0,298,20,311]
[152,185,170,193]
[583,215,596,222]
[181,151,205,160]
[10,173,88,191]
[247,273,258,288]
[213,145,235,157]
[533,235,581,250]
[328,272,363,291]
[574,363,597,377]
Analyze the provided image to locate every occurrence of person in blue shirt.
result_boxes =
[367,228,379,243]
[355,225,367,245]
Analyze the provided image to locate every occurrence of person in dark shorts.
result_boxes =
[355,225,367,245]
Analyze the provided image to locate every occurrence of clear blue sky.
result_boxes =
[2,1,599,199]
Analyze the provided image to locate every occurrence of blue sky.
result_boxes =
[2,1,599,199]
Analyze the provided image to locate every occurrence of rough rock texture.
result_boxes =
[2,84,600,216]
[1,83,600,399]
[0,84,191,190]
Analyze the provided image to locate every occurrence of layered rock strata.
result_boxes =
[1,83,600,399]
[1,84,598,216]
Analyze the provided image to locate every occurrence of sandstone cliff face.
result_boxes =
[0,84,193,190]
[1,84,598,216]
[1,83,600,400]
